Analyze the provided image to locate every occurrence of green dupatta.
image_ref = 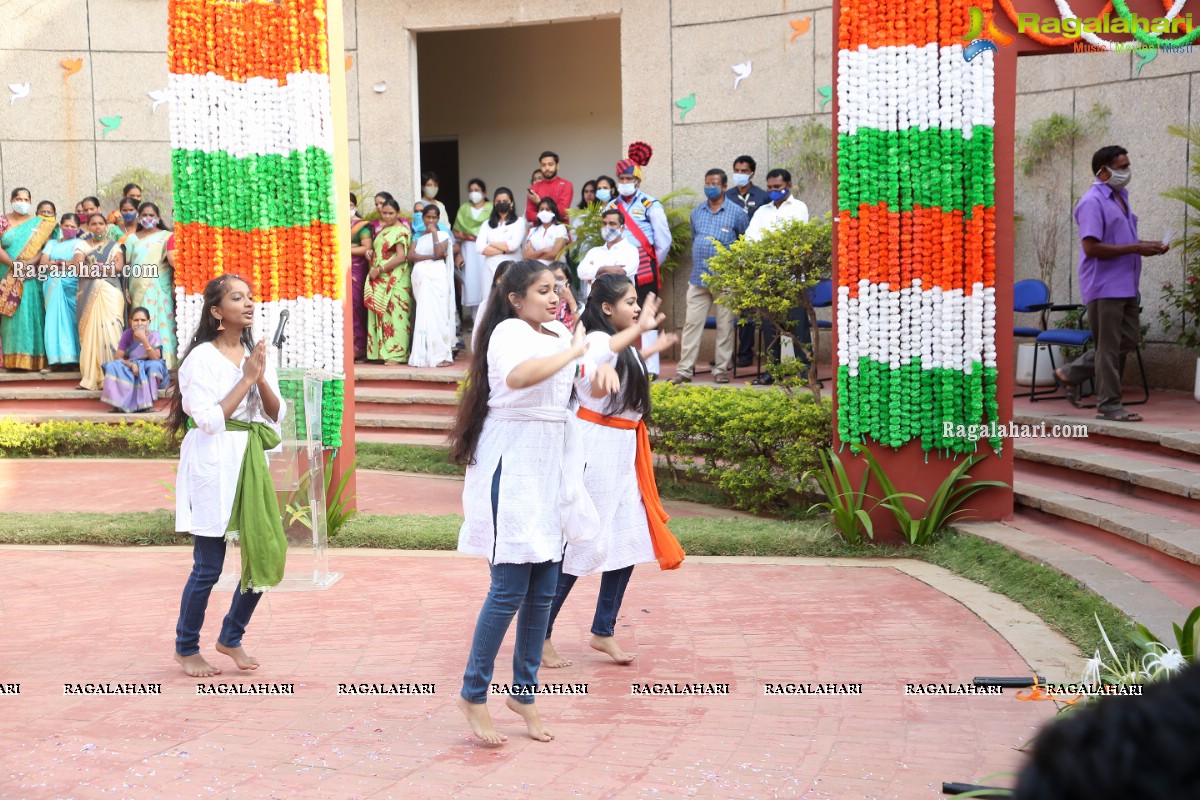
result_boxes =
[187,417,288,592]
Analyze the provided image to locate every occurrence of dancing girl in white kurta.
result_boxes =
[167,275,286,679]
[542,274,684,669]
[449,259,619,746]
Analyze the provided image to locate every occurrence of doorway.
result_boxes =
[419,139,460,219]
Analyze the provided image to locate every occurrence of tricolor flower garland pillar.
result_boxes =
[167,0,355,505]
[832,0,1014,527]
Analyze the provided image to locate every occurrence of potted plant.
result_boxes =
[1161,124,1200,401]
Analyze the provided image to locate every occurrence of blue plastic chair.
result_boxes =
[807,279,833,385]
[1030,303,1149,406]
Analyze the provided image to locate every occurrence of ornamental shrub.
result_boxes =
[648,382,832,515]
[0,419,179,458]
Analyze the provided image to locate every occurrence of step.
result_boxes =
[1013,409,1200,461]
[1014,437,1200,511]
[355,430,451,447]
[0,370,84,384]
[352,389,458,418]
[353,364,466,385]
[1013,476,1200,566]
[0,411,167,425]
[355,413,454,433]
[957,516,1194,643]
[0,386,175,401]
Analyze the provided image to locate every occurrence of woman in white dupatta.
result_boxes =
[408,205,456,368]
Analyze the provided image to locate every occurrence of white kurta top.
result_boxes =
[746,194,810,241]
[524,223,568,265]
[474,218,528,325]
[564,331,655,576]
[458,319,578,564]
[175,342,285,537]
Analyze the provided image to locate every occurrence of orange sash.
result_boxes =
[576,406,684,570]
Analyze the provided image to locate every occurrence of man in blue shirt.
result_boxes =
[726,155,771,368]
[672,168,749,384]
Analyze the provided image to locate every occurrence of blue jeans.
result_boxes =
[546,565,635,639]
[460,560,561,705]
[175,535,262,657]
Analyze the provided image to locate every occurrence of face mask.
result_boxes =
[617,182,637,197]
[703,186,723,201]
[731,173,751,188]
[468,191,483,204]
[602,226,624,244]
[423,185,438,199]
[768,189,789,202]
[122,211,137,223]
[495,201,511,214]
[11,201,32,216]
[350,207,357,217]
[537,210,555,224]
[1103,168,1131,190]
[61,228,79,240]
[140,216,159,228]
[596,188,612,203]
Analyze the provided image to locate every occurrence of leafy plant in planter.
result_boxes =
[704,216,833,400]
[569,188,697,278]
[1160,124,1200,353]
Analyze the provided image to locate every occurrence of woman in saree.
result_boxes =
[107,197,139,244]
[40,212,88,368]
[0,190,57,371]
[101,306,170,412]
[409,205,456,368]
[349,193,373,362]
[365,198,413,365]
[77,213,127,390]
[124,202,177,367]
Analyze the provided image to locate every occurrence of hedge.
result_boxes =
[0,419,179,458]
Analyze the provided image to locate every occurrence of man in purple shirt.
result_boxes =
[1056,146,1169,421]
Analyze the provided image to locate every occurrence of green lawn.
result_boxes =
[0,509,1135,661]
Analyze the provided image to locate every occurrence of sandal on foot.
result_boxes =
[1096,408,1142,422]
[1054,370,1083,408]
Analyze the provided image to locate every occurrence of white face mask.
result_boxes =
[423,185,438,199]
[1102,167,1131,190]
[731,173,751,188]
[602,226,623,244]
[468,191,483,204]
[617,182,637,197]
[11,201,32,216]
[537,210,555,224]
[350,207,357,217]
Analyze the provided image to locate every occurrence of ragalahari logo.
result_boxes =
[963,4,1015,61]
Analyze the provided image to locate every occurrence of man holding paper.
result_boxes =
[1055,146,1169,422]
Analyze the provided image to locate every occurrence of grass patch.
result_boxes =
[355,443,464,476]
[0,511,1135,662]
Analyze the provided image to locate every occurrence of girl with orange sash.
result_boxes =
[542,273,683,669]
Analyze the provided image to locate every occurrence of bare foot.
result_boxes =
[505,697,554,742]
[174,652,221,677]
[541,639,573,669]
[215,642,260,670]
[457,696,507,745]
[590,635,636,665]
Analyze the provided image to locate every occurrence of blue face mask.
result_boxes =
[769,189,789,202]
[703,186,723,201]
[595,188,612,203]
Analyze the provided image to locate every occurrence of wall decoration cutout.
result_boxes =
[790,17,812,42]
[61,58,83,77]
[8,83,29,105]
[732,60,752,89]
[345,54,352,70]
[675,92,696,121]
[817,85,832,111]
[1135,47,1158,75]
[99,116,122,137]
[148,90,170,112]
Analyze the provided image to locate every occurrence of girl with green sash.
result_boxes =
[0,190,57,371]
[365,197,413,364]
[76,214,127,390]
[124,202,178,368]
[167,274,287,678]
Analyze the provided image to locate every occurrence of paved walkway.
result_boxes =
[0,459,749,520]
[0,546,1059,799]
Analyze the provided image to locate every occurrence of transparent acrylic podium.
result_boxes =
[217,368,344,592]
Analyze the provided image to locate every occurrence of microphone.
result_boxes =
[272,310,290,348]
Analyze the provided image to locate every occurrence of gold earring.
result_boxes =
[216,318,225,331]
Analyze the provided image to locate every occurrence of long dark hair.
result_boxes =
[448,260,554,465]
[577,274,651,419]
[487,188,517,228]
[136,201,170,231]
[537,197,566,226]
[577,180,597,210]
[166,274,256,436]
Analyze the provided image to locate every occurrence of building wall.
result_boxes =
[2,0,1197,385]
